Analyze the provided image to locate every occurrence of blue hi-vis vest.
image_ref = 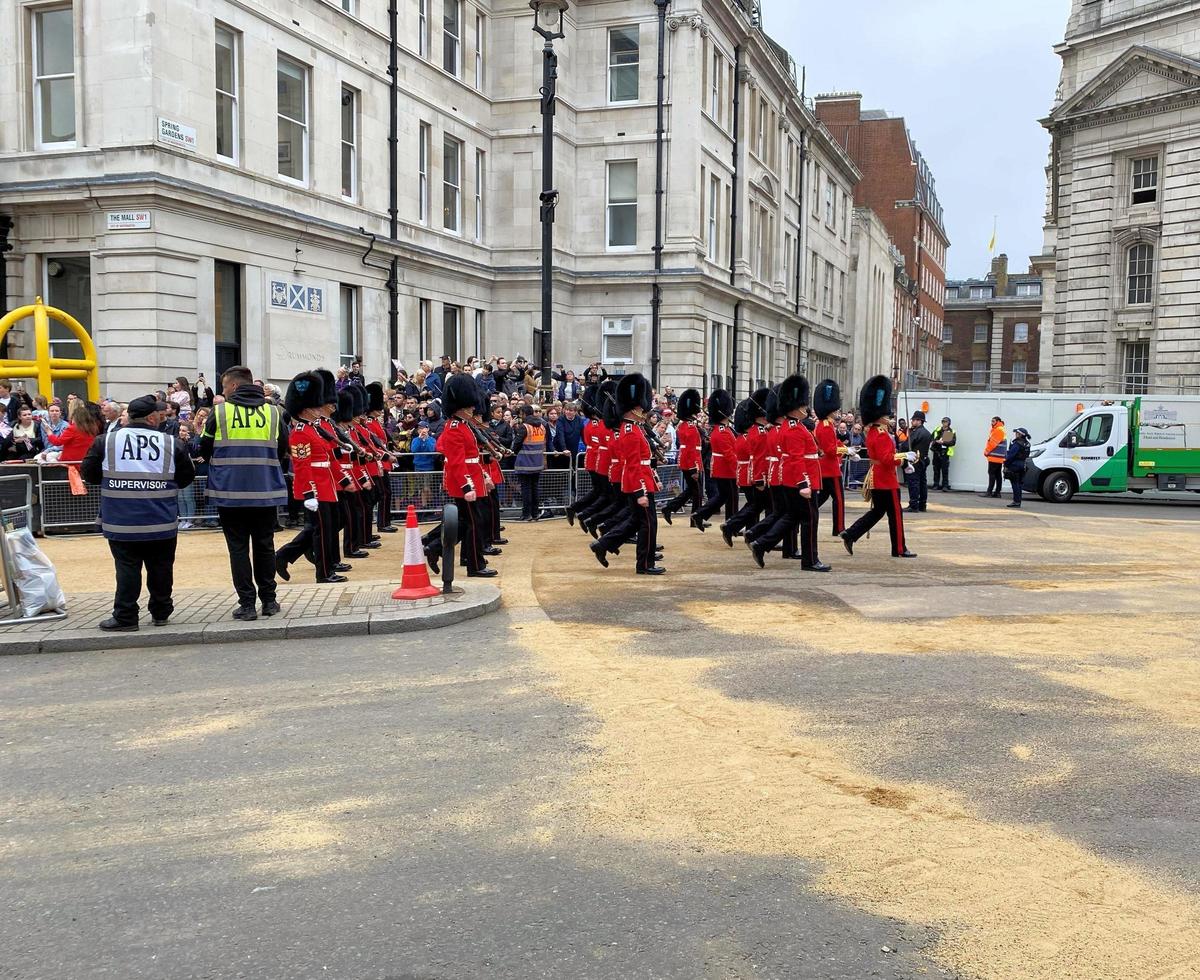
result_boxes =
[100,428,179,541]
[206,401,288,508]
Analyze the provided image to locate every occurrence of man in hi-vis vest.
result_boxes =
[199,366,290,621]
[81,395,195,632]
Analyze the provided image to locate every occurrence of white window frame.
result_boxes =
[473,309,485,358]
[824,179,835,226]
[941,324,953,343]
[608,25,640,105]
[1126,243,1154,306]
[340,0,356,13]
[822,261,833,311]
[339,285,359,368]
[971,360,988,385]
[709,49,723,123]
[418,122,431,224]
[276,54,310,185]
[474,148,485,243]
[606,160,638,251]
[1015,282,1041,297]
[601,316,634,364]
[443,0,462,78]
[1131,156,1158,206]
[419,298,431,360]
[418,0,429,58]
[969,286,993,299]
[973,323,988,343]
[443,134,462,234]
[1013,322,1029,343]
[474,13,485,90]
[1011,360,1027,386]
[340,85,358,201]
[32,4,76,150]
[707,173,720,261]
[214,24,239,163]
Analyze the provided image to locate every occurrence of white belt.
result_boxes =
[641,459,652,465]
[311,462,331,468]
[466,457,480,463]
[804,454,820,460]
[711,453,725,457]
[766,456,779,461]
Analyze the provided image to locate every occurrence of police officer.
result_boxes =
[199,366,290,621]
[81,394,195,631]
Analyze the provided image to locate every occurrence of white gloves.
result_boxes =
[304,498,319,512]
[906,451,917,463]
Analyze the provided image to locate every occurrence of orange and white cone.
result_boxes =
[393,505,441,600]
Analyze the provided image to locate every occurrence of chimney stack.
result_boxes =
[990,253,1009,295]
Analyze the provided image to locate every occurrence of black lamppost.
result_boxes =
[530,0,567,394]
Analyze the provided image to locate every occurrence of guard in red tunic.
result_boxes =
[812,378,847,536]
[744,388,797,558]
[591,373,662,574]
[840,375,917,559]
[275,372,345,584]
[569,384,612,530]
[584,380,629,538]
[661,388,703,525]
[348,386,382,553]
[692,389,737,530]
[365,382,398,534]
[720,392,768,547]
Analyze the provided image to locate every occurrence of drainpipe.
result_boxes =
[729,45,743,394]
[0,215,11,360]
[793,129,807,372]
[387,1,400,381]
[650,0,669,389]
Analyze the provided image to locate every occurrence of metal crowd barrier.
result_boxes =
[0,473,35,533]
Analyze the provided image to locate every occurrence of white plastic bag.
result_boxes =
[6,527,67,618]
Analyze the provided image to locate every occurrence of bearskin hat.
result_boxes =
[442,373,480,416]
[349,383,368,418]
[336,389,356,424]
[284,372,324,418]
[598,379,621,428]
[676,388,702,421]
[315,368,338,407]
[749,387,771,420]
[777,374,811,417]
[366,381,385,414]
[765,386,784,422]
[813,378,841,419]
[707,388,734,423]
[858,374,893,425]
[580,384,599,419]
[733,398,758,435]
[615,373,653,416]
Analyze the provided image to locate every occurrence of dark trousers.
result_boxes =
[844,488,907,557]
[518,472,541,518]
[756,487,818,565]
[276,500,338,581]
[725,485,766,536]
[987,461,1004,495]
[932,454,951,488]
[340,493,361,554]
[361,482,377,543]
[817,476,845,536]
[489,487,503,540]
[1009,468,1024,505]
[634,491,659,571]
[747,486,796,557]
[377,471,394,529]
[595,490,641,555]
[663,468,702,516]
[696,477,737,523]
[218,506,277,606]
[907,464,928,510]
[459,498,485,572]
[109,537,177,625]
[571,472,609,519]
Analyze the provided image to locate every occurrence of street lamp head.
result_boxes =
[530,0,568,36]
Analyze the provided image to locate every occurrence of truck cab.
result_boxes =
[1024,404,1129,503]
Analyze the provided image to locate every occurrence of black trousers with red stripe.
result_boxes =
[724,485,766,535]
[843,487,907,556]
[571,472,610,519]
[663,468,702,516]
[377,470,394,529]
[695,477,737,522]
[340,492,362,555]
[746,486,796,557]
[276,500,338,581]
[755,486,817,565]
[817,475,846,536]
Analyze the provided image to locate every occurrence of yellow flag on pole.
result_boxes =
[988,217,997,255]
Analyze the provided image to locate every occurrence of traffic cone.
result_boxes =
[393,505,442,600]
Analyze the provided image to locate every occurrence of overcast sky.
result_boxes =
[765,0,1068,280]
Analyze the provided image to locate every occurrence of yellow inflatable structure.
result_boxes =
[0,297,100,403]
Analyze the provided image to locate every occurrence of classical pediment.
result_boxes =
[1045,45,1200,130]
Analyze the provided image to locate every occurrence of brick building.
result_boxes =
[942,254,1043,390]
[814,92,949,388]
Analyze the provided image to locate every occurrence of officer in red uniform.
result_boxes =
[365,382,398,534]
[430,374,495,578]
[275,372,346,584]
[590,373,662,574]
[568,384,609,529]
[720,392,767,547]
[692,389,737,529]
[660,388,703,525]
[840,375,918,559]
[744,388,797,558]
[748,376,830,571]
[812,379,847,536]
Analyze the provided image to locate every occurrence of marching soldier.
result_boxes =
[348,385,382,552]
[567,384,609,529]
[813,379,848,537]
[366,382,398,534]
[744,388,797,559]
[81,394,195,631]
[335,389,369,559]
[275,372,345,584]
[692,390,737,529]
[660,389,703,525]
[721,388,771,547]
[840,375,918,559]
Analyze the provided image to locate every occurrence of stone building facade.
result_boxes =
[942,254,1043,391]
[814,92,949,389]
[0,0,876,401]
[1041,0,1200,394]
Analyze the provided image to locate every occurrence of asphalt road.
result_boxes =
[4,494,1199,980]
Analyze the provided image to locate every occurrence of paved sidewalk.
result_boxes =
[0,578,500,656]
